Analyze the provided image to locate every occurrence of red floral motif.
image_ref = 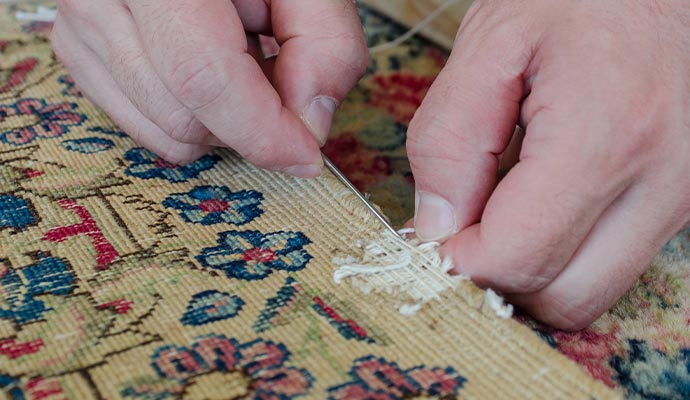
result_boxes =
[517,311,624,387]
[0,338,44,359]
[0,58,37,93]
[328,356,465,399]
[368,72,436,123]
[322,133,392,189]
[42,199,118,269]
[25,377,64,400]
[141,335,312,399]
[22,168,44,178]
[197,198,229,213]
[243,247,276,263]
[547,327,623,387]
[312,296,370,341]
[97,299,133,314]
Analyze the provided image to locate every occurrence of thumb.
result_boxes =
[408,9,535,241]
[270,0,369,145]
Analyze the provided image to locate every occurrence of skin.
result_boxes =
[51,0,368,175]
[53,0,690,330]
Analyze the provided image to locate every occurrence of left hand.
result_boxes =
[407,0,690,330]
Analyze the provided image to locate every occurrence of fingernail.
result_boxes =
[302,95,338,146]
[281,163,323,178]
[414,191,457,241]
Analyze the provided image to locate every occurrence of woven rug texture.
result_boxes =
[324,7,690,400]
[0,2,677,399]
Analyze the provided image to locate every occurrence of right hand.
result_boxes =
[51,0,368,177]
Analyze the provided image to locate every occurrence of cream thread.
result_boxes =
[332,228,466,314]
[484,288,514,319]
[366,0,461,54]
[15,5,55,21]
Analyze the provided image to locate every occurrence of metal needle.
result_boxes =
[322,153,403,240]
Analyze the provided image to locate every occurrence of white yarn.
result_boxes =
[332,228,465,315]
[367,0,460,54]
[15,5,56,22]
[16,1,459,52]
[485,288,514,319]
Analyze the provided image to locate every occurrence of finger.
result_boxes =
[51,17,209,164]
[246,33,264,62]
[442,145,628,293]
[270,0,368,145]
[407,5,535,241]
[440,11,662,295]
[509,179,690,330]
[125,0,323,176]
[231,0,271,34]
[441,29,657,295]
[246,33,277,80]
[56,0,215,146]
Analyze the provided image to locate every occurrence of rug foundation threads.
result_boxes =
[332,228,464,314]
[333,228,516,319]
[484,288,514,319]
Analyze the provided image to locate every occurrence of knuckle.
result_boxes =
[334,35,369,77]
[108,42,142,77]
[240,139,276,169]
[55,0,94,28]
[165,109,206,144]
[167,56,233,111]
[407,113,470,157]
[478,228,575,292]
[496,270,553,294]
[529,293,599,331]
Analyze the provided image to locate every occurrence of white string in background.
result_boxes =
[13,0,459,54]
[15,4,55,21]
[367,0,460,54]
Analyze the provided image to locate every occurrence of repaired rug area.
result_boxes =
[326,6,690,400]
[0,3,617,399]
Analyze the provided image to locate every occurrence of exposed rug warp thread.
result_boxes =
[0,3,619,399]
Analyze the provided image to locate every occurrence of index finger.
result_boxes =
[124,0,323,176]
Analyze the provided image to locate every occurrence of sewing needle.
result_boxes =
[322,153,404,241]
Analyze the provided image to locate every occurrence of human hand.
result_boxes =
[407,0,690,329]
[51,0,368,176]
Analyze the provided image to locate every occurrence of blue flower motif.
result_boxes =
[196,230,312,281]
[0,254,75,325]
[611,339,690,399]
[180,290,245,326]
[124,148,218,183]
[0,98,86,146]
[163,186,263,226]
[0,194,37,231]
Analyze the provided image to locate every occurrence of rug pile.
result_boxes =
[0,2,678,399]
